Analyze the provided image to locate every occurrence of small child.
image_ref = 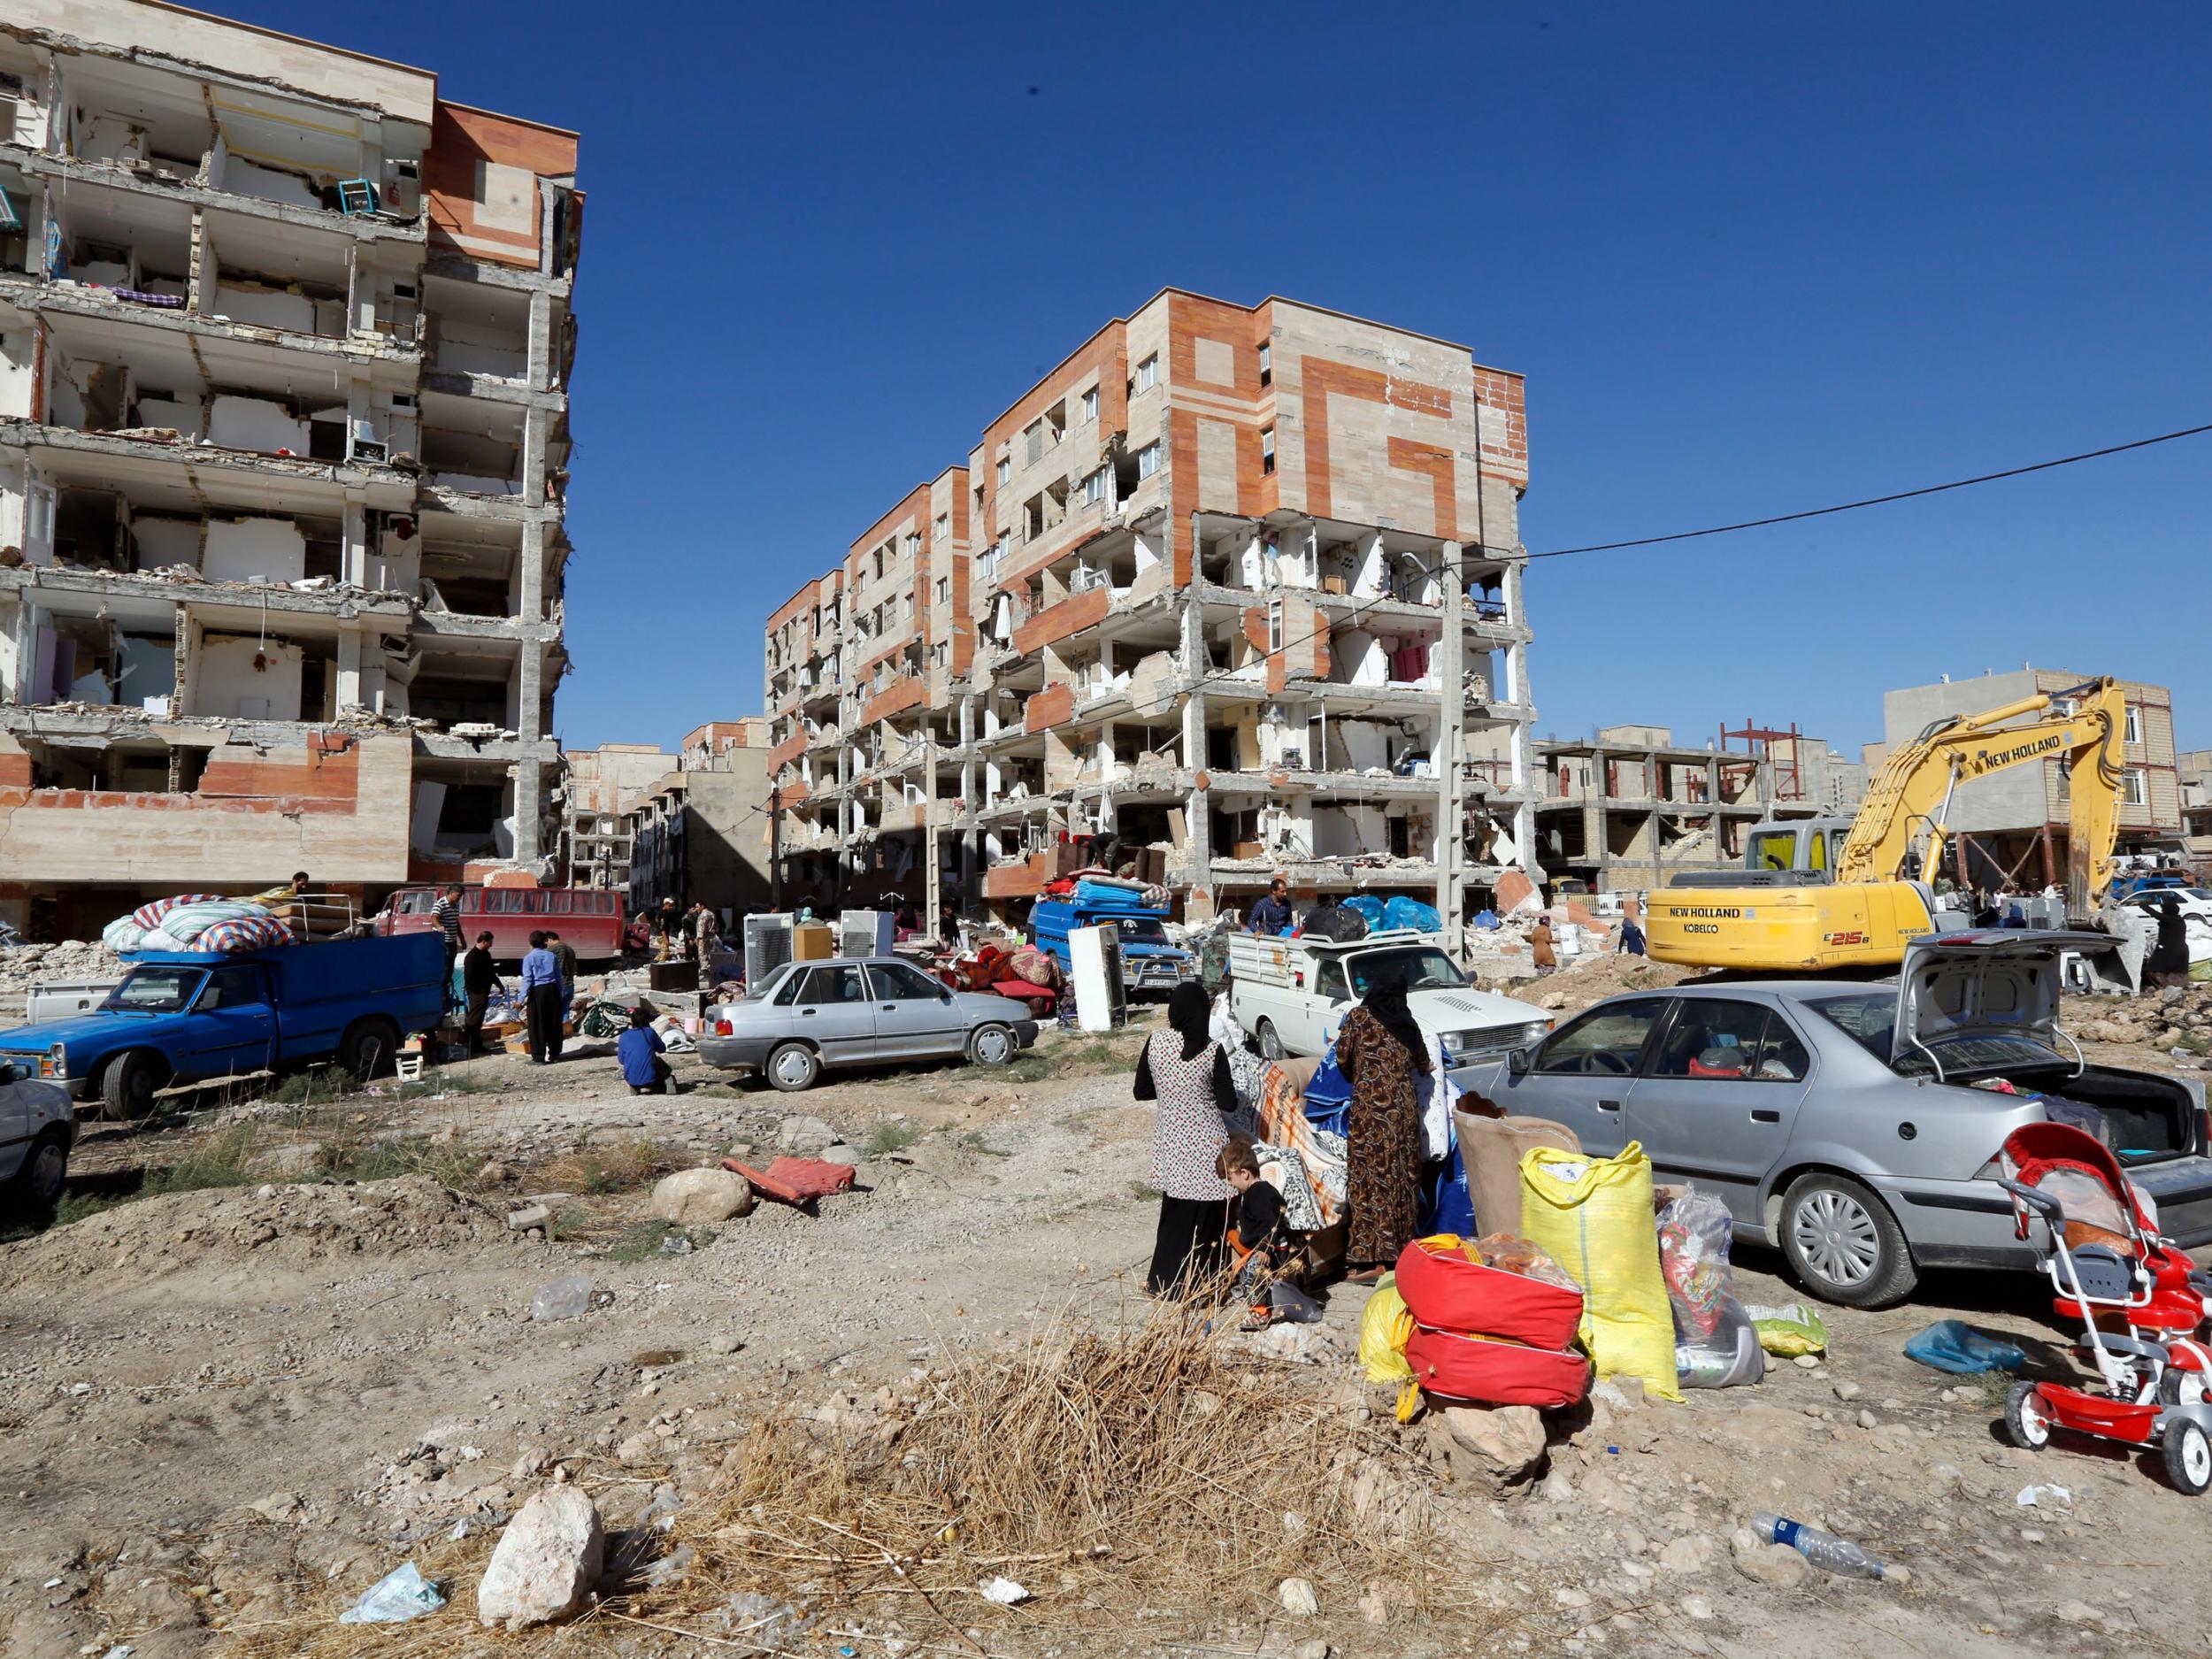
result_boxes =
[1218,1135,1296,1329]
[617,1006,673,1095]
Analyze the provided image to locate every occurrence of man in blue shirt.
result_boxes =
[519,929,565,1064]
[617,1006,672,1094]
[1247,876,1295,934]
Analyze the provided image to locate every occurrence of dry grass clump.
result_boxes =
[654,1292,1440,1642]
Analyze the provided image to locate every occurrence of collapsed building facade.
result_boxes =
[765,289,1539,925]
[0,0,580,937]
[1524,720,1866,893]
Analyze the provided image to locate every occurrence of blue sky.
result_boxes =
[231,1,2208,757]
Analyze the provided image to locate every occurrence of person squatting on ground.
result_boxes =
[1134,980,1238,1294]
[618,1005,674,1094]
[1220,1134,1298,1329]
[520,930,565,1064]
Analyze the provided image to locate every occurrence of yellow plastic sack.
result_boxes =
[1356,1278,1416,1386]
[1519,1141,1680,1403]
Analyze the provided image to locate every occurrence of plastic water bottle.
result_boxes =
[1750,1513,1885,1579]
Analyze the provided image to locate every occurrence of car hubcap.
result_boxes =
[777,1053,809,1086]
[977,1030,1010,1064]
[1794,1190,1879,1284]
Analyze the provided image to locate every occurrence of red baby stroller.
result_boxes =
[1995,1122,2212,1492]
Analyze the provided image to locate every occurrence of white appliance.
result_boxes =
[742,913,794,987]
[1068,924,1128,1032]
[838,909,896,957]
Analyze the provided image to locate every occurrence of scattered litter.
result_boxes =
[977,1576,1031,1605]
[1750,1513,1884,1579]
[337,1560,446,1623]
[531,1274,594,1323]
[1743,1302,1829,1357]
[1904,1319,2026,1375]
[2016,1482,2073,1510]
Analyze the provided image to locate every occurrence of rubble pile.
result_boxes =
[2070,980,2212,1063]
[0,940,117,1011]
[1,1174,514,1280]
[1498,950,1698,1015]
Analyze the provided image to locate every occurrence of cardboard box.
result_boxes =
[793,921,835,961]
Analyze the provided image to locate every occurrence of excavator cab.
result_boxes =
[1670,817,1855,892]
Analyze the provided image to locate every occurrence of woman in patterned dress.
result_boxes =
[1336,967,1430,1283]
[1133,981,1239,1294]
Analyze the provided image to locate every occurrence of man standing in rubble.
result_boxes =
[655,896,682,961]
[430,884,465,1008]
[693,903,722,979]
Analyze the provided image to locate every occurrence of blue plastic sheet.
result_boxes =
[1381,895,1441,933]
[1903,1319,2025,1375]
[1342,895,1385,928]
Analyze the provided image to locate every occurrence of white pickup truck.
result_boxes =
[1227,929,1553,1065]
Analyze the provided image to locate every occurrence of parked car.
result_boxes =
[1448,931,2212,1308]
[695,956,1040,1092]
[0,1056,75,1216]
[0,935,446,1116]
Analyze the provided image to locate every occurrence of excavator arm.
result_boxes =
[1835,677,2127,908]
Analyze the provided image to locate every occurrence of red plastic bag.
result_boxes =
[1394,1235,1585,1353]
[1402,1323,1590,1409]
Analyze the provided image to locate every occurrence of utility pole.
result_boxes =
[924,731,941,933]
[1435,539,1465,955]
[769,785,783,910]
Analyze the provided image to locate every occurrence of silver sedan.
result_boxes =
[695,956,1041,1092]
[1450,933,2212,1307]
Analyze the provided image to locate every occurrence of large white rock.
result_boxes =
[1425,1402,1548,1497]
[648,1168,754,1225]
[477,1485,604,1630]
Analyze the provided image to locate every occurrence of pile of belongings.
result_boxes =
[1363,1233,1592,1419]
[1658,1186,1764,1387]
[1071,872,1171,911]
[1007,943,1064,990]
[103,893,295,954]
[1519,1141,1683,1402]
[1338,894,1441,933]
[251,886,352,941]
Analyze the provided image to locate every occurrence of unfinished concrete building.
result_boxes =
[0,2,580,936]
[1521,721,1866,894]
[560,741,672,891]
[766,289,1538,925]
[623,718,773,919]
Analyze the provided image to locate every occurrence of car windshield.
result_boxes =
[104,966,206,1014]
[1348,947,1465,995]
[1807,987,2064,1077]
[745,964,795,1002]
[1114,918,1169,945]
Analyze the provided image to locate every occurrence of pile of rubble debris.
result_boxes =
[2070,979,2212,1064]
[0,939,116,1018]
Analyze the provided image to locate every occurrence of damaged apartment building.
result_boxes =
[764,289,1538,924]
[0,1,580,935]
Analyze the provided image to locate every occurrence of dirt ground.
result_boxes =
[3,979,2210,1658]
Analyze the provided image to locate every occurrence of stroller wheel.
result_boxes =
[2005,1381,2053,1451]
[2160,1366,2209,1409]
[2163,1417,2212,1496]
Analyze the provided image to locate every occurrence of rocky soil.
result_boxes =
[1,976,2208,1657]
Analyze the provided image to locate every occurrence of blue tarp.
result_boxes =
[1382,895,1442,933]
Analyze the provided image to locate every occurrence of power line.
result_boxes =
[1527,420,2212,560]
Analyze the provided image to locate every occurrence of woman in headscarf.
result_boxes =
[1335,965,1431,1282]
[1133,980,1239,1294]
[2147,894,2191,988]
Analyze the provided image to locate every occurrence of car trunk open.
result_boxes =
[1894,931,2207,1166]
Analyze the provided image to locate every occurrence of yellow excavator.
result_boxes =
[1646,677,2128,972]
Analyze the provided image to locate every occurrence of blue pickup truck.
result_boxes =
[0,934,446,1117]
[1030,898,1195,995]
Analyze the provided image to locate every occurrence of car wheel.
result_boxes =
[2004,1381,2053,1451]
[340,1018,401,1082]
[7,1131,67,1215]
[967,1023,1015,1067]
[100,1051,162,1119]
[2165,1417,2212,1496]
[2161,1366,2209,1409]
[765,1041,819,1093]
[1778,1171,1917,1307]
[1256,1019,1284,1062]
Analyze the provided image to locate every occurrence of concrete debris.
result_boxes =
[647,1168,755,1225]
[475,1485,603,1630]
